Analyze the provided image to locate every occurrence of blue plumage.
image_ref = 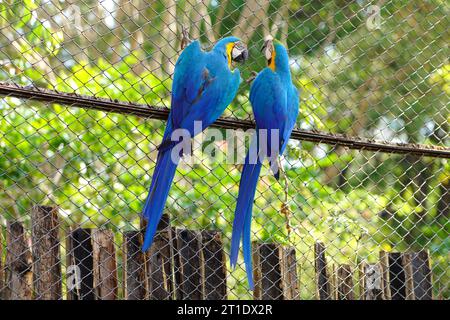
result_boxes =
[230,40,299,289]
[142,37,247,251]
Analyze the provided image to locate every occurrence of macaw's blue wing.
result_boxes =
[280,85,299,154]
[142,40,241,252]
[155,40,207,148]
[170,41,207,132]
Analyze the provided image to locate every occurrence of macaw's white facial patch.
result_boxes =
[261,37,275,70]
[232,46,241,60]
[264,45,272,61]
[232,41,247,61]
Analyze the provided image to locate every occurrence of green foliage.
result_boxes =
[0,0,448,299]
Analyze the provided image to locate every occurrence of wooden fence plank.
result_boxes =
[172,226,182,300]
[148,229,173,299]
[411,251,433,300]
[363,263,384,300]
[402,253,415,300]
[388,252,406,300]
[5,221,32,300]
[380,251,407,300]
[31,205,61,300]
[337,264,354,300]
[66,228,95,300]
[147,213,173,300]
[253,243,283,300]
[201,230,227,300]
[358,262,366,300]
[175,228,204,300]
[123,230,147,300]
[253,243,298,300]
[141,213,174,300]
[160,219,174,298]
[252,242,262,299]
[281,246,300,300]
[403,251,433,300]
[379,251,391,299]
[330,264,338,300]
[0,225,4,299]
[92,229,118,300]
[314,242,332,300]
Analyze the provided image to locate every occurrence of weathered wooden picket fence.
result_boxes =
[0,205,434,300]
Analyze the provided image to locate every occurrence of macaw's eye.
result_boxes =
[231,41,248,63]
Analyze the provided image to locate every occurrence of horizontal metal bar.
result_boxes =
[0,83,449,158]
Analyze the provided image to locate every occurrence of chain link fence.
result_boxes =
[0,0,448,300]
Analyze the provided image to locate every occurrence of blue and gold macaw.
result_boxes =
[230,38,299,289]
[142,37,248,251]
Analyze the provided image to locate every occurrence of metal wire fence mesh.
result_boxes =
[0,0,448,300]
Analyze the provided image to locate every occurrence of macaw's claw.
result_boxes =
[246,71,259,84]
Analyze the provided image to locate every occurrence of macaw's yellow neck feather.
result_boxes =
[269,49,276,71]
[226,42,234,69]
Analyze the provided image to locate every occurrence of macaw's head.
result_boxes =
[261,36,290,73]
[214,36,249,69]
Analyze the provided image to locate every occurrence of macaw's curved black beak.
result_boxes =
[232,42,249,63]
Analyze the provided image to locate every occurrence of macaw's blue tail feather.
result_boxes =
[230,156,262,290]
[243,199,255,290]
[142,147,179,251]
